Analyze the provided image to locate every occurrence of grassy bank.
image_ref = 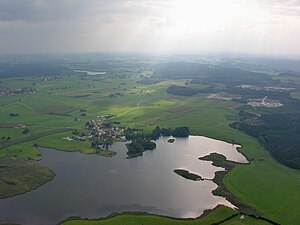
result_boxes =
[0,157,54,199]
[59,206,236,225]
[59,206,273,225]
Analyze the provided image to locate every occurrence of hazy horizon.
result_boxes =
[1,0,300,57]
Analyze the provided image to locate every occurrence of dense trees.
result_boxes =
[22,128,30,134]
[0,63,71,78]
[167,85,198,96]
[151,126,189,138]
[231,112,300,169]
[154,62,270,86]
[126,139,156,157]
[9,113,19,117]
[161,128,172,136]
[154,62,209,78]
[137,77,163,85]
[151,126,161,140]
[124,126,190,157]
[172,127,190,137]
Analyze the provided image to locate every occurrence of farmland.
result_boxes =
[1,55,300,225]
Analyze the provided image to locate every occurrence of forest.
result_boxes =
[159,62,300,169]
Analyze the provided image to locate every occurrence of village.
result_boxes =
[0,87,36,96]
[207,93,241,101]
[248,96,283,108]
[63,114,125,149]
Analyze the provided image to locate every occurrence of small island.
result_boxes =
[167,138,175,143]
[126,139,156,158]
[124,126,190,158]
[174,169,204,181]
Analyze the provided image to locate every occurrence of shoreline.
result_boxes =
[199,153,258,215]
[0,164,55,200]
[56,205,236,225]
[0,134,268,225]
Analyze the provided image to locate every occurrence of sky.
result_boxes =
[0,0,300,56]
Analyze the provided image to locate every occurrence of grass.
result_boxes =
[222,215,272,225]
[60,206,237,225]
[35,131,96,154]
[59,206,275,225]
[0,128,73,150]
[97,149,117,157]
[224,152,300,225]
[291,91,300,100]
[35,105,75,115]
[1,74,300,225]
[0,142,41,160]
[0,157,54,199]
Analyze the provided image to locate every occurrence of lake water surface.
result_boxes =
[74,70,107,75]
[0,136,247,225]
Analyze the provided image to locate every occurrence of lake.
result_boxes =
[74,70,107,76]
[0,136,247,225]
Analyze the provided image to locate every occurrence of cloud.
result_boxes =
[1,0,300,23]
[0,0,299,56]
[0,0,167,23]
[0,0,123,22]
[256,0,300,18]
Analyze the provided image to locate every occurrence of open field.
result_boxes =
[0,157,54,199]
[60,206,236,225]
[60,206,272,225]
[291,91,300,100]
[1,71,300,225]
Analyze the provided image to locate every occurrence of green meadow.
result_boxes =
[1,73,300,225]
[60,206,272,225]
